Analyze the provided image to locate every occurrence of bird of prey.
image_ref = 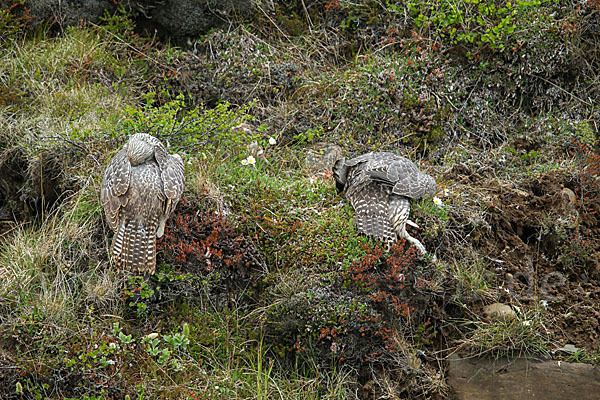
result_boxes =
[101,133,185,274]
[333,152,436,255]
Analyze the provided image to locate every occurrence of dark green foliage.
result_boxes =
[2,0,600,398]
[118,93,257,159]
[265,241,443,364]
[408,0,556,52]
[156,196,266,308]
[0,0,33,45]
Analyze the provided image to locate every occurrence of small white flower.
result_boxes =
[241,158,249,165]
[106,360,115,365]
[540,300,548,308]
[268,137,277,145]
[432,196,444,208]
[202,152,207,160]
[442,188,449,197]
[247,155,256,165]
[257,149,264,156]
[146,332,159,340]
[522,320,532,326]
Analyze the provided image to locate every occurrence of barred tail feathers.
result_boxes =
[111,215,159,274]
[354,208,396,242]
[389,197,410,236]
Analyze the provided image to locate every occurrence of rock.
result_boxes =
[560,187,576,205]
[555,343,580,355]
[25,0,116,27]
[304,142,342,174]
[24,0,252,44]
[482,303,515,320]
[448,354,600,400]
[145,0,252,44]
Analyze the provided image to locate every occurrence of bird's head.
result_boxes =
[424,174,437,197]
[127,133,158,166]
[332,158,349,193]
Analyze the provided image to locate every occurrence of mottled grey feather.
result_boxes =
[333,151,436,255]
[101,133,185,274]
[100,146,131,231]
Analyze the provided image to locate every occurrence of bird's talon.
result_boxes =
[406,219,420,229]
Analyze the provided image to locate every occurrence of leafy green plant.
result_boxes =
[163,331,190,351]
[98,2,137,41]
[0,0,32,44]
[293,126,323,145]
[119,93,259,159]
[408,0,555,51]
[123,275,155,317]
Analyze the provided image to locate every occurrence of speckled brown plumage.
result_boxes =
[101,133,185,274]
[333,152,436,255]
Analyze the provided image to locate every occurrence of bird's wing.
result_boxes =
[100,146,131,231]
[343,152,377,167]
[151,137,170,170]
[391,170,436,199]
[356,154,434,200]
[161,153,185,217]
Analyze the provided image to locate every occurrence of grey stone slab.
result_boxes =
[448,354,600,400]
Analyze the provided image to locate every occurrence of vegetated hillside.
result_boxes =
[0,1,599,399]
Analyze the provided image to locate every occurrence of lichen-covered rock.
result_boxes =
[144,0,252,44]
[25,0,116,26]
[23,0,252,43]
[304,142,342,174]
[448,355,600,400]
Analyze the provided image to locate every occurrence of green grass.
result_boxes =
[449,250,494,303]
[0,21,370,398]
[460,307,553,359]
[200,153,372,270]
[1,2,599,398]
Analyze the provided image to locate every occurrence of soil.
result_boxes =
[464,169,600,353]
